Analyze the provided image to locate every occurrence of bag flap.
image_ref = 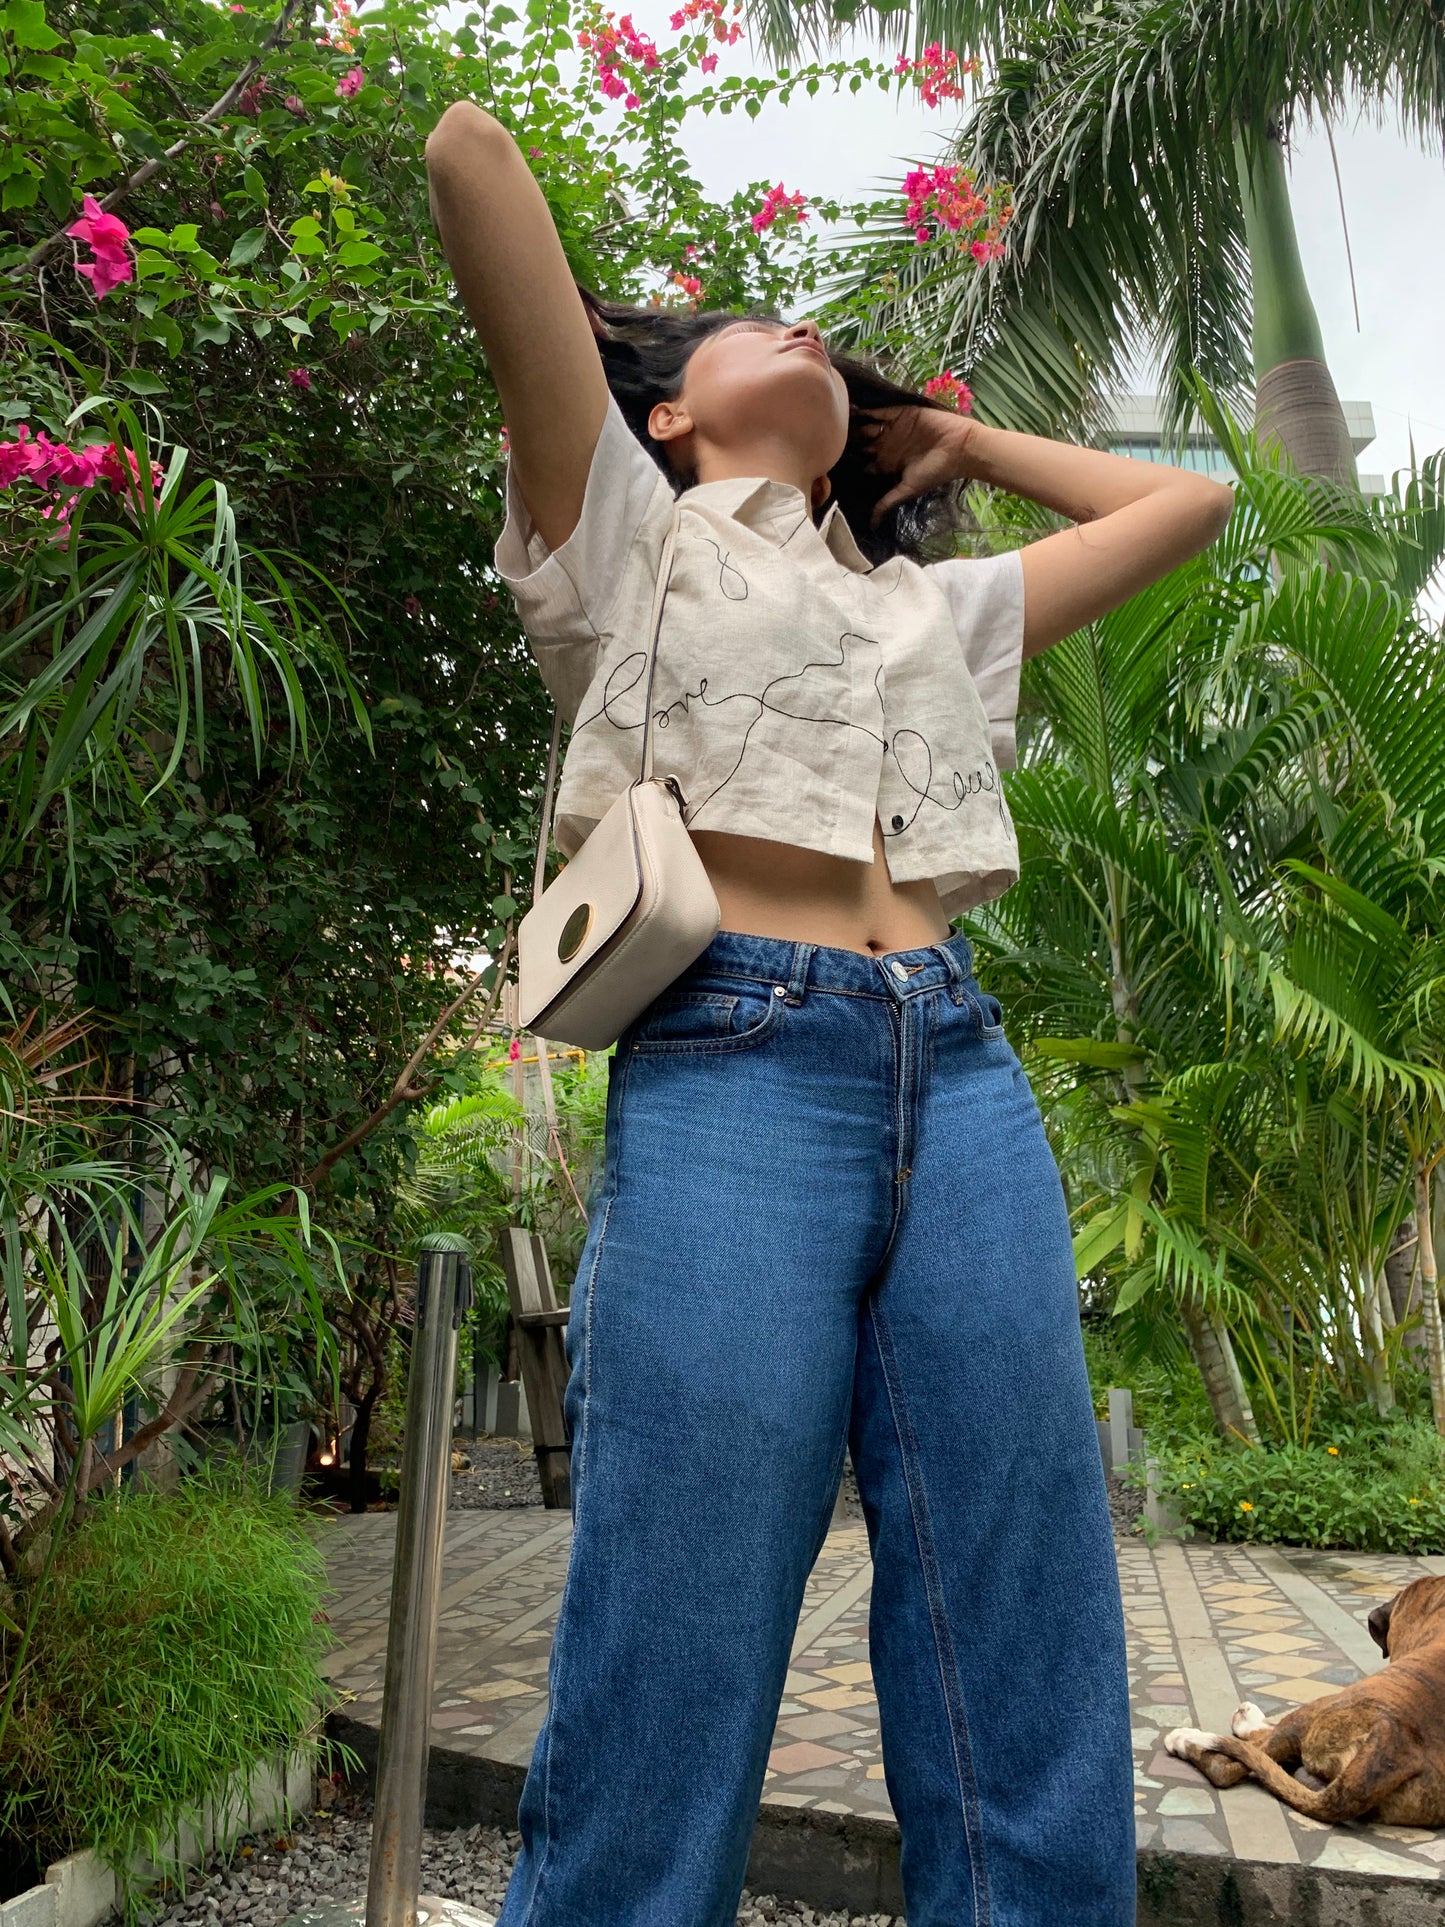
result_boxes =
[517,784,646,1030]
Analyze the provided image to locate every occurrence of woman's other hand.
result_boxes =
[856,404,977,524]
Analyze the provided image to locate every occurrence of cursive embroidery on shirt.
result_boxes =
[693,536,749,601]
[887,728,1008,828]
[646,629,887,822]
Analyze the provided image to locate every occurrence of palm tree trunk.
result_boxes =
[1413,1165,1445,1436]
[1179,1297,1261,1445]
[1232,123,1359,488]
[1385,1214,1426,1354]
[1362,1268,1396,1415]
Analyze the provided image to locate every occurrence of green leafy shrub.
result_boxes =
[1081,1317,1211,1434]
[1144,1418,1445,1553]
[0,1474,336,1909]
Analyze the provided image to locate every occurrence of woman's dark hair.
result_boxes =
[579,288,966,567]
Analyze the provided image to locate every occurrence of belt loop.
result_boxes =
[785,942,814,1006]
[933,935,967,1006]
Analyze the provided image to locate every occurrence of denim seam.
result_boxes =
[522,1049,632,1925]
[629,993,785,1056]
[681,969,896,1003]
[870,1295,992,1925]
[875,1002,910,1269]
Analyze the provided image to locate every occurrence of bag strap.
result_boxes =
[638,503,684,785]
[531,501,685,891]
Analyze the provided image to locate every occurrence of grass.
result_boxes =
[0,1471,338,1916]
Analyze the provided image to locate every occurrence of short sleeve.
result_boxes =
[927,548,1026,772]
[494,394,668,718]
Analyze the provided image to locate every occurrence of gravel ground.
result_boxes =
[139,1779,901,1927]
[448,1437,1133,1540]
[445,1437,545,1510]
[445,1440,868,1522]
[1106,1471,1146,1538]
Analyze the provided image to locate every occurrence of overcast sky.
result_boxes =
[604,6,1445,488]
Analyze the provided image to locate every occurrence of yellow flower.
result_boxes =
[1239,1500,1254,1512]
[1327,1445,1339,1456]
[1409,1497,1421,1506]
[1181,1482,1193,1490]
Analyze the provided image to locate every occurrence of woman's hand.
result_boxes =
[856,404,977,524]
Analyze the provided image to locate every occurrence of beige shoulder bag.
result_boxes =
[516,506,721,1049]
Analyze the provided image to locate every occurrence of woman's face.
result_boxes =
[651,317,850,484]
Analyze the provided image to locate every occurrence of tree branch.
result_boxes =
[16,0,311,277]
[93,1340,219,1482]
[304,936,514,1192]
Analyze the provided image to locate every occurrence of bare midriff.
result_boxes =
[690,817,952,957]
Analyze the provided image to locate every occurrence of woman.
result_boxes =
[426,101,1231,1927]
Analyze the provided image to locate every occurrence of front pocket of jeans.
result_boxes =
[629,984,784,1055]
[976,990,1005,1038]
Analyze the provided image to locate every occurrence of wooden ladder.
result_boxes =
[499,1225,572,1510]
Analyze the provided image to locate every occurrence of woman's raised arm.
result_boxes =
[863,407,1234,656]
[425,101,610,551]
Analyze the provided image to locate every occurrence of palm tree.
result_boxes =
[960,419,1445,1433]
[765,0,1445,482]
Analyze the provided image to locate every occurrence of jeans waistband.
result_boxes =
[683,928,977,1005]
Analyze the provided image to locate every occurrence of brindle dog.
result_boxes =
[1163,1573,1445,1825]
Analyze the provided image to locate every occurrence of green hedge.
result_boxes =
[1144,1422,1445,1554]
[1,1475,335,1911]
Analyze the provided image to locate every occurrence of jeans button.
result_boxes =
[890,959,908,980]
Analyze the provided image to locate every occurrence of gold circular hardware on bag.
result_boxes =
[557,903,592,962]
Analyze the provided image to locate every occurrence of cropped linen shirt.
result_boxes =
[496,395,1026,916]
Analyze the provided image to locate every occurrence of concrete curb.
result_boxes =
[328,1714,1442,1925]
[1,1751,315,1927]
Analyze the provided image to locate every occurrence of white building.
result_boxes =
[1109,394,1384,494]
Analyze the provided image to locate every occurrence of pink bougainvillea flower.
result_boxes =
[54,443,110,488]
[895,43,977,109]
[699,52,717,71]
[67,195,134,301]
[499,425,511,455]
[923,369,973,414]
[284,93,305,115]
[579,10,658,108]
[0,430,160,515]
[288,367,313,392]
[317,0,359,49]
[404,595,422,616]
[751,183,808,234]
[671,271,703,302]
[336,66,364,98]
[902,164,1010,256]
[508,1036,522,1061]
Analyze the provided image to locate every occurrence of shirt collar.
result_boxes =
[679,474,874,575]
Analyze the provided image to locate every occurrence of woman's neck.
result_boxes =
[690,433,823,506]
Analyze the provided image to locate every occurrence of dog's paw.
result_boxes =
[1231,1701,1269,1738]
[1164,1725,1222,1756]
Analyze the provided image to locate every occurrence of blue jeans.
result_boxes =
[496,930,1134,1927]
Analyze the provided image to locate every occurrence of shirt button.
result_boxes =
[891,814,905,831]
[890,959,909,980]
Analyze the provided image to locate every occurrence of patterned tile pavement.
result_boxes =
[318,1506,1445,1883]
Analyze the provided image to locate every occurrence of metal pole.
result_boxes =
[365,1233,473,1927]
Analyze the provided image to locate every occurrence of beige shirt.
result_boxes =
[496,395,1025,915]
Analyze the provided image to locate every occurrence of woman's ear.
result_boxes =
[648,398,693,448]
[811,474,833,512]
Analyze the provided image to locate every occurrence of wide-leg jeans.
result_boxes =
[495,929,1135,1927]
